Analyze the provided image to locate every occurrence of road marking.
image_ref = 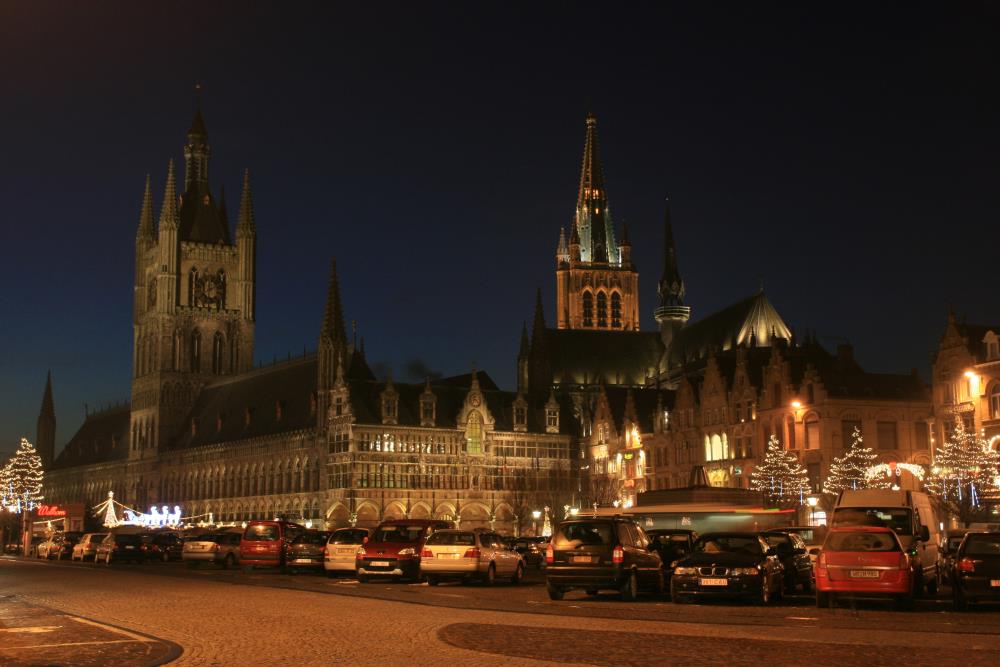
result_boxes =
[2,639,145,650]
[786,616,818,621]
[0,626,62,634]
[69,616,154,642]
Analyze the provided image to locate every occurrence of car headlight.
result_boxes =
[674,566,698,576]
[731,567,760,576]
[398,548,416,556]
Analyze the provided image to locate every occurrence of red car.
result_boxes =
[239,520,306,572]
[355,519,452,582]
[814,526,913,609]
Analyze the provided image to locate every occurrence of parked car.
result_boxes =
[421,529,524,586]
[240,520,306,571]
[26,535,45,557]
[646,529,699,577]
[95,532,147,564]
[511,536,548,569]
[939,529,971,586]
[182,532,241,568]
[286,531,331,574]
[814,526,912,609]
[831,489,939,596]
[139,531,185,562]
[324,527,371,577]
[951,531,1000,611]
[71,533,108,561]
[772,526,827,565]
[670,532,784,604]
[355,519,452,582]
[3,541,20,555]
[763,530,813,593]
[37,532,82,560]
[545,517,664,601]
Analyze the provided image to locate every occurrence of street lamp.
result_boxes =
[531,510,541,536]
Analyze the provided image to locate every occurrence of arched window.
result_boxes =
[991,384,1000,419]
[597,292,608,328]
[190,330,201,372]
[466,411,483,454]
[212,332,225,374]
[611,292,622,328]
[582,291,594,327]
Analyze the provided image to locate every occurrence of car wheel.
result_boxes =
[894,591,914,611]
[547,583,564,600]
[511,564,524,585]
[816,591,829,608]
[655,569,667,597]
[105,553,112,566]
[926,569,939,596]
[224,554,236,570]
[620,571,638,602]
[427,575,439,586]
[954,589,968,612]
[670,582,688,604]
[358,574,369,583]
[161,552,169,563]
[326,569,337,579]
[585,589,599,596]
[911,569,924,598]
[483,564,496,586]
[800,575,812,594]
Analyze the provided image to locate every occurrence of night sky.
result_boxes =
[2,2,999,457]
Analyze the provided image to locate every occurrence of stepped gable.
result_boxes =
[170,355,318,450]
[602,386,674,433]
[543,328,663,386]
[51,405,130,470]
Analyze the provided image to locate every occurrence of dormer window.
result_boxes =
[514,405,527,426]
[380,380,399,425]
[334,395,343,417]
[420,381,436,427]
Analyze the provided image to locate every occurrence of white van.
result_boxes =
[831,489,940,595]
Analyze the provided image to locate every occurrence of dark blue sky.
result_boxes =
[1,2,998,457]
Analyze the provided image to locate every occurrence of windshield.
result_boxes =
[329,530,368,545]
[91,534,108,542]
[371,525,427,543]
[825,531,900,552]
[114,535,142,545]
[695,535,763,555]
[963,535,1000,557]
[244,525,280,541]
[831,507,913,535]
[293,533,328,545]
[425,532,476,546]
[554,522,614,547]
[193,534,222,543]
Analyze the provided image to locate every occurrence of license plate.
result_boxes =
[991,580,1000,587]
[571,556,592,564]
[293,558,313,564]
[699,578,729,586]
[438,553,461,559]
[849,570,880,579]
[337,548,354,554]
[125,546,134,549]
[370,560,390,567]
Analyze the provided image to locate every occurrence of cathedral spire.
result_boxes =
[137,174,155,241]
[36,371,55,467]
[658,199,685,308]
[236,169,256,236]
[321,258,347,348]
[158,160,179,230]
[575,113,616,264]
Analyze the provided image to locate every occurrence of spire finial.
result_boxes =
[158,160,179,229]
[321,258,347,347]
[236,168,256,235]
[137,174,155,240]
[40,370,55,418]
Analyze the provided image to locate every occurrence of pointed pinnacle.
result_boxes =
[158,160,179,229]
[519,322,530,357]
[321,258,347,346]
[532,288,547,332]
[40,370,55,417]
[137,174,156,240]
[237,168,256,234]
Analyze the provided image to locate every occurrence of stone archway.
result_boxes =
[409,502,431,520]
[326,503,350,528]
[355,503,380,528]
[382,502,406,521]
[458,503,491,530]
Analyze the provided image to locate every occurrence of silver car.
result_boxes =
[421,529,524,586]
[71,533,108,561]
[324,527,371,577]
[182,532,241,568]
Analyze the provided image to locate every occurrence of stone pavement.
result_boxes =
[0,594,179,666]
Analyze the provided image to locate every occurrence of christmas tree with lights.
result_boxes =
[6,438,44,512]
[926,417,1000,525]
[823,426,888,494]
[751,435,811,507]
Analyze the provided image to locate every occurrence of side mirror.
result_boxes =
[919,526,930,542]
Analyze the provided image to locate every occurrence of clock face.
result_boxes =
[470,394,481,407]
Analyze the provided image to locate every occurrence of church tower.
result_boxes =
[36,371,55,468]
[129,108,256,464]
[654,200,691,354]
[555,114,640,331]
[316,259,349,430]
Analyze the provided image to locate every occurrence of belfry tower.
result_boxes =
[555,114,640,331]
[654,200,691,353]
[129,107,257,462]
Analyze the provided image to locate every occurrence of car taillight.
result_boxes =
[545,544,554,565]
[612,545,624,564]
[212,544,220,552]
[321,546,327,556]
[356,547,366,560]
[898,553,908,570]
[463,548,481,559]
[421,548,433,558]
[958,557,976,573]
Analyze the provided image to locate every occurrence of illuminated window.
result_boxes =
[611,292,622,328]
[597,292,608,328]
[583,292,593,327]
[466,412,483,454]
[992,384,1000,419]
[805,416,820,450]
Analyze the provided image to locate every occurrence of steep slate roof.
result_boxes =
[545,329,663,386]
[51,405,130,470]
[669,292,791,366]
[954,322,1000,362]
[170,355,318,450]
[179,183,230,244]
